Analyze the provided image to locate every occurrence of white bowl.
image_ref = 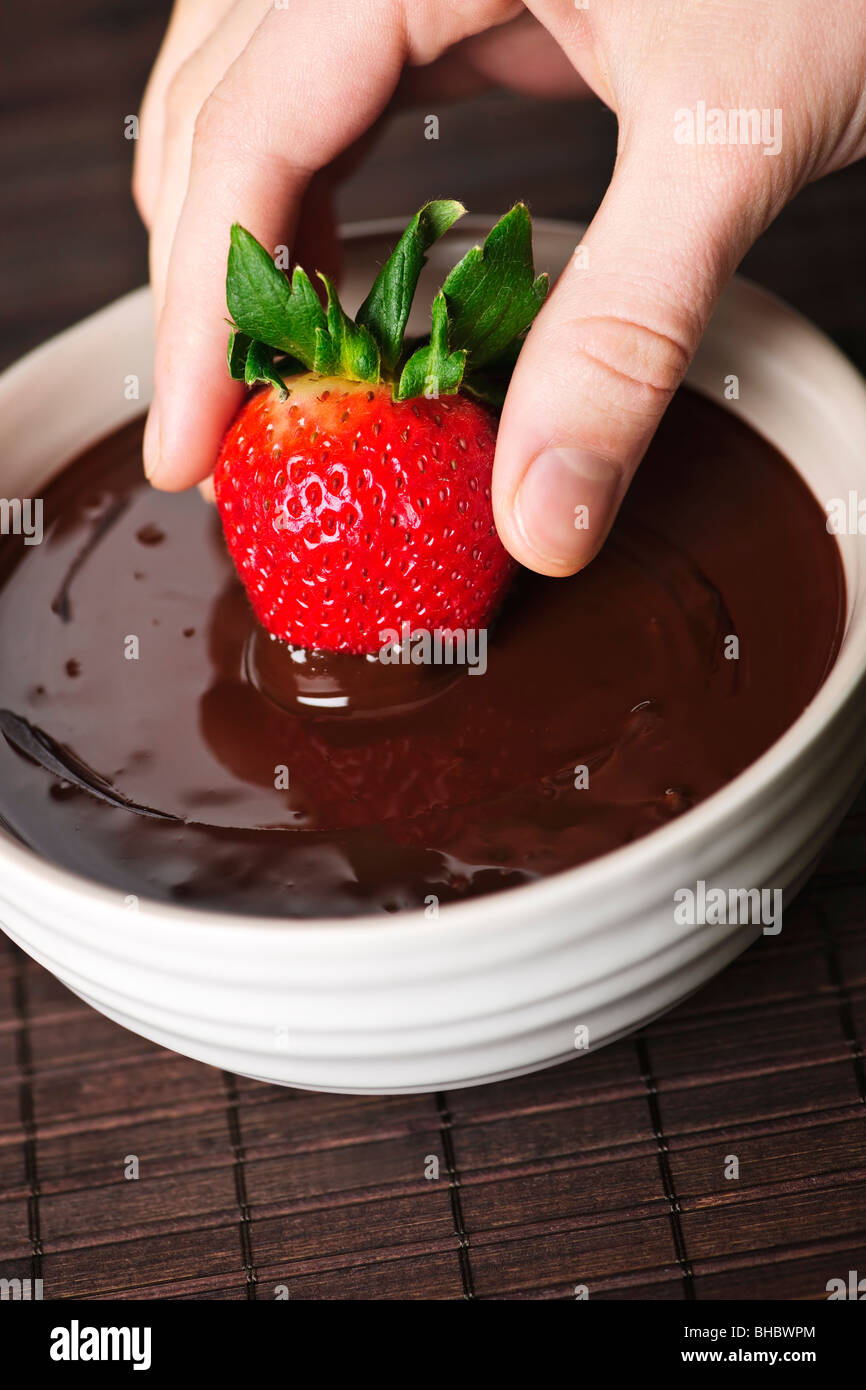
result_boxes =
[2,218,866,1094]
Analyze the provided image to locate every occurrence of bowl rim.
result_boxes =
[1,214,866,946]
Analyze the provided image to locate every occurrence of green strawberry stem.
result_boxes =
[225,200,548,406]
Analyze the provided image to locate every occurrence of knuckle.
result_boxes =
[191,81,234,150]
[563,312,691,408]
[190,81,309,182]
[164,60,201,137]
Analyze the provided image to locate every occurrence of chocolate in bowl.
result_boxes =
[0,388,844,917]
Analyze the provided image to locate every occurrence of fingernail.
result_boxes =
[513,447,620,569]
[143,400,161,482]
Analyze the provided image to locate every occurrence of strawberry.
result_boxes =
[214,200,548,654]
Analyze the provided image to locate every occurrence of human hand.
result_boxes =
[135,0,866,576]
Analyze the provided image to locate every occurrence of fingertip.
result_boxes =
[197,475,216,505]
[146,355,242,491]
[142,400,161,484]
[496,446,621,578]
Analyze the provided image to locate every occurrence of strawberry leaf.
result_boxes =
[442,204,548,370]
[460,340,523,408]
[226,224,326,365]
[356,199,466,374]
[314,275,380,382]
[223,202,543,404]
[227,328,252,380]
[244,340,289,399]
[396,291,466,401]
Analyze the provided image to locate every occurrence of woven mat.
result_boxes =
[1,783,865,1302]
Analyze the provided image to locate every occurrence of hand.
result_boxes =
[135,0,866,576]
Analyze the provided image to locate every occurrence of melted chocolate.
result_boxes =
[0,391,845,917]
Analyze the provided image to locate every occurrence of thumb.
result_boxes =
[493,139,766,575]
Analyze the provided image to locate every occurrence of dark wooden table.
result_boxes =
[1,0,865,1300]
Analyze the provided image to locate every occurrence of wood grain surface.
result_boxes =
[0,0,865,1300]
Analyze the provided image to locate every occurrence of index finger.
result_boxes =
[145,0,407,491]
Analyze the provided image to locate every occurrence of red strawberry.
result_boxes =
[214,374,512,652]
[214,199,548,653]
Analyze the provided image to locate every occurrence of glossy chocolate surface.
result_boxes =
[0,391,845,917]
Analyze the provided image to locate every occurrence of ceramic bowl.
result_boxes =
[1,217,866,1092]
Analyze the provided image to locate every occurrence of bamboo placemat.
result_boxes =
[1,780,865,1301]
